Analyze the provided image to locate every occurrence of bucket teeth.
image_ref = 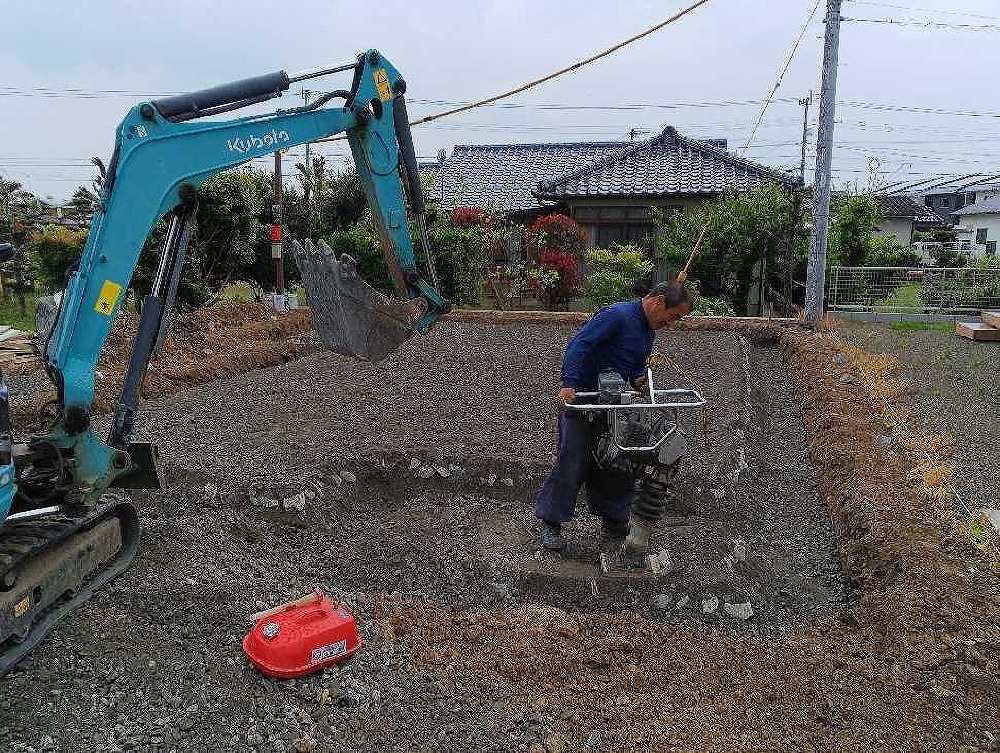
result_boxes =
[291,239,426,363]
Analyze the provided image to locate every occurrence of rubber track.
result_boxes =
[0,500,141,677]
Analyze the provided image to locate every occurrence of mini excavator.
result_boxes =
[0,50,449,674]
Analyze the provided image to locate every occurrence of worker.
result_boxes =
[534,280,692,551]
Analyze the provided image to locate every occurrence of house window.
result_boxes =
[938,197,950,208]
[988,241,997,254]
[976,228,988,245]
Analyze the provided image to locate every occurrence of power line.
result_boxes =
[743,0,823,152]
[841,16,1000,31]
[842,0,1000,21]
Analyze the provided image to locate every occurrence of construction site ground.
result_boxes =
[0,304,997,752]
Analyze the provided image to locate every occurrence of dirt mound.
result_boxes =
[8,302,315,432]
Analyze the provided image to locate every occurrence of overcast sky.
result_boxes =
[3,0,1000,203]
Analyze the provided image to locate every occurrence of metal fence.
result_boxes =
[827,266,1000,315]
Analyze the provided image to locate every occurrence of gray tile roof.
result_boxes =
[419,126,791,213]
[873,194,943,223]
[420,141,631,213]
[533,126,794,200]
[953,195,1000,216]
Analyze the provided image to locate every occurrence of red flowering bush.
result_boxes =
[449,207,490,229]
[528,249,581,309]
[523,213,587,264]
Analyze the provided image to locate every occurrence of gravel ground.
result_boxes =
[0,322,848,752]
[843,323,1000,512]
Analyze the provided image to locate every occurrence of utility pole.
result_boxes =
[302,90,312,236]
[798,91,813,186]
[805,0,842,326]
[272,151,285,295]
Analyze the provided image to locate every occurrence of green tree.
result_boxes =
[655,183,809,315]
[584,244,654,307]
[27,225,88,291]
[828,194,879,266]
[865,234,921,267]
[0,179,40,314]
[930,244,971,268]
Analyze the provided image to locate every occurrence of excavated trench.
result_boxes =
[132,328,849,630]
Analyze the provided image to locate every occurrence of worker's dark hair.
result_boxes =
[644,279,690,308]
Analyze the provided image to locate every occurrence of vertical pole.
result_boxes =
[273,151,285,294]
[799,91,812,186]
[805,0,842,326]
[302,90,312,237]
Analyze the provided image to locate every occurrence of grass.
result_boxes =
[887,321,955,333]
[874,282,923,313]
[0,294,35,332]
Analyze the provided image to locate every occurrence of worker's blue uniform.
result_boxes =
[534,300,655,526]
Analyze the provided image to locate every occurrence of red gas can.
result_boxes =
[242,590,361,679]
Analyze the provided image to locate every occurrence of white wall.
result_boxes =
[875,217,913,246]
[956,214,1000,259]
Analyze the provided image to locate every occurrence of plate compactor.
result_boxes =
[565,360,706,577]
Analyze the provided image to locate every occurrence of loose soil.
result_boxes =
[0,308,997,752]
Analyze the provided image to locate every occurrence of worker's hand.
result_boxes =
[558,387,576,407]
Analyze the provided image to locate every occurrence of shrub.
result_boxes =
[523,213,587,264]
[866,235,921,267]
[449,207,489,229]
[26,225,87,292]
[583,245,655,308]
[528,249,581,309]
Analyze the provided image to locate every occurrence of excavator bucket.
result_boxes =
[291,239,427,362]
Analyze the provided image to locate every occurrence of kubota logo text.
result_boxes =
[227,129,290,154]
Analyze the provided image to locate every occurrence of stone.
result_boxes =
[262,498,279,509]
[435,466,452,478]
[409,458,421,471]
[40,736,55,751]
[874,434,892,448]
[544,734,566,753]
[702,596,719,614]
[282,492,307,511]
[675,595,690,609]
[731,540,747,563]
[724,601,754,620]
[487,473,497,486]
[650,593,672,610]
[304,489,317,500]
[833,352,848,364]
[839,373,856,384]
[340,470,357,484]
[448,464,462,474]
[417,466,436,479]
[501,477,514,487]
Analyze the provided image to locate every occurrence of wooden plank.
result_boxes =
[956,321,1000,341]
[983,310,1000,329]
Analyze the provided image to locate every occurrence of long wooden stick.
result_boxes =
[677,222,709,282]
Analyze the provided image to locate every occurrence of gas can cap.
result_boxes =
[262,622,280,639]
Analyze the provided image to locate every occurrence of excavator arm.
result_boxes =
[0,50,446,672]
[25,49,447,504]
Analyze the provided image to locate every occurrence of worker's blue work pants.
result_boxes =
[534,411,635,525]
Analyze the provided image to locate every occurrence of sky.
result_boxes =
[3,0,1000,204]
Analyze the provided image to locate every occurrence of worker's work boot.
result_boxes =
[539,521,566,552]
[622,518,652,569]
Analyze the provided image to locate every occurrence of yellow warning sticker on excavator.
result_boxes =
[373,68,392,102]
[13,595,29,618]
[95,280,122,316]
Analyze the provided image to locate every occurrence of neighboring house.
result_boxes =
[953,196,1000,258]
[423,126,796,251]
[920,181,1000,224]
[870,195,942,246]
